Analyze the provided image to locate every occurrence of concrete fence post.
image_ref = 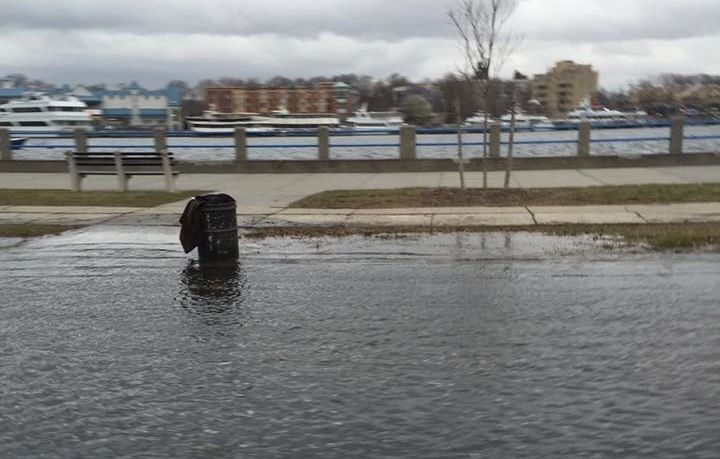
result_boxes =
[578,122,591,156]
[154,127,167,153]
[489,123,501,158]
[670,116,684,155]
[234,128,247,161]
[399,126,416,160]
[0,129,12,161]
[318,126,330,160]
[74,128,88,154]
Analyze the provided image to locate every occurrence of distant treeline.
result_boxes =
[5,71,720,122]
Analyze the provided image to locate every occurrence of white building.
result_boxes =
[100,81,182,129]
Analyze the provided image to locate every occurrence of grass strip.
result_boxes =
[0,189,205,207]
[290,184,720,209]
[244,223,720,251]
[0,224,74,238]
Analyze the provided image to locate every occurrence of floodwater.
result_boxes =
[14,124,720,161]
[1,227,720,458]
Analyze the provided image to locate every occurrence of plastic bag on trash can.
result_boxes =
[179,193,235,254]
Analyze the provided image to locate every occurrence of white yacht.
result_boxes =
[345,104,404,133]
[0,93,93,136]
[185,111,278,136]
[500,113,555,131]
[555,99,650,129]
[266,107,340,130]
[464,111,493,126]
[186,107,340,135]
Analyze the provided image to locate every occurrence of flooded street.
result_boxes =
[1,227,720,458]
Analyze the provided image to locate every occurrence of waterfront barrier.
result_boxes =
[1,117,719,172]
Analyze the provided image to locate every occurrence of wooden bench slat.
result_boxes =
[120,171,181,176]
[67,150,179,192]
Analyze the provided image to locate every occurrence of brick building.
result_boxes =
[206,82,354,117]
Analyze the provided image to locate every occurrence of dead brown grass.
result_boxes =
[244,223,720,251]
[290,184,720,209]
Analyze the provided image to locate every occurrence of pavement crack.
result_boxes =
[525,206,538,226]
[576,169,607,185]
[271,206,290,216]
[625,205,649,223]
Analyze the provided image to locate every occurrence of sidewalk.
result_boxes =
[2,202,720,229]
[1,166,720,229]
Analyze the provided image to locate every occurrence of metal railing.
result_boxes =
[2,119,719,161]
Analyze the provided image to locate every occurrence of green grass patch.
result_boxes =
[542,223,720,250]
[0,189,205,207]
[0,224,73,238]
[290,184,720,209]
[245,223,720,251]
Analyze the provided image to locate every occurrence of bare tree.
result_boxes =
[504,70,528,188]
[448,0,520,190]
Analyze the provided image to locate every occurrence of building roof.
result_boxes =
[0,87,26,97]
[98,82,182,106]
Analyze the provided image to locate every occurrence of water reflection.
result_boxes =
[177,260,248,326]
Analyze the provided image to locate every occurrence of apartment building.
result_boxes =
[206,82,354,116]
[532,61,598,117]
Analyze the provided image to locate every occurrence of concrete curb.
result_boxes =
[3,202,720,229]
[3,153,720,174]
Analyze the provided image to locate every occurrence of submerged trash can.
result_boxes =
[179,193,239,262]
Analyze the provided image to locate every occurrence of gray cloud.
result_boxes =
[0,0,453,40]
[3,0,719,41]
[1,0,718,90]
[518,0,720,42]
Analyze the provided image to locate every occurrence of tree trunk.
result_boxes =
[504,83,516,188]
[482,84,489,190]
[456,96,466,190]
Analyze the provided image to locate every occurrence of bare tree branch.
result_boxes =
[448,0,519,190]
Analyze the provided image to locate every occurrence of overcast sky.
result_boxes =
[2,0,719,90]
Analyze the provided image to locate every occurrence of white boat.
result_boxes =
[0,93,93,136]
[554,100,650,129]
[186,107,340,135]
[185,111,278,136]
[345,104,404,133]
[11,137,27,149]
[266,107,340,130]
[464,111,494,126]
[500,113,555,131]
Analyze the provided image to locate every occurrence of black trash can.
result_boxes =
[180,194,239,262]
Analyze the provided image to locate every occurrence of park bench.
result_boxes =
[65,150,179,192]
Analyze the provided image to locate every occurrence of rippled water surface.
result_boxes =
[1,227,720,458]
[14,125,720,161]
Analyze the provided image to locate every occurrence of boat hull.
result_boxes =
[10,137,28,150]
[189,126,279,137]
[6,127,91,138]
